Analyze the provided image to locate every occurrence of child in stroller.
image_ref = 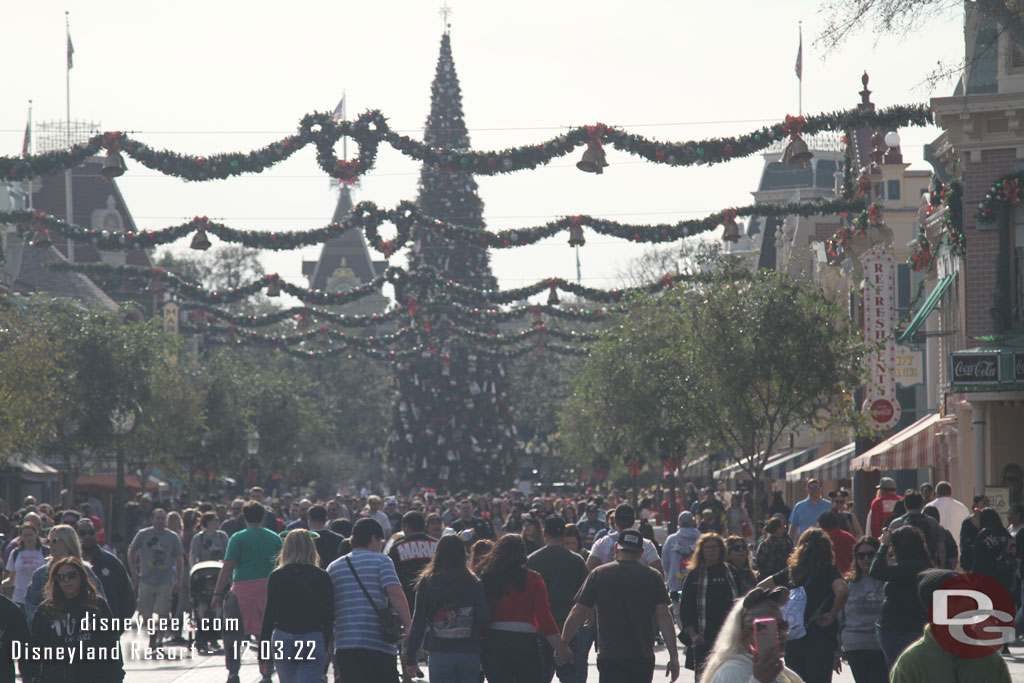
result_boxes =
[190,560,224,653]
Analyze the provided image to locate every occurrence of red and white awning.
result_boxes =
[850,413,956,472]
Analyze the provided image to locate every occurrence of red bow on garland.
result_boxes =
[1002,178,1020,206]
[781,115,806,140]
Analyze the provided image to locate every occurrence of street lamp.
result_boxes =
[111,407,137,540]
[245,429,260,487]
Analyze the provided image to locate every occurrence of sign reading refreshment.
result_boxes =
[860,248,901,431]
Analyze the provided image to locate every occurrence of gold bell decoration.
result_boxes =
[781,114,812,169]
[576,143,607,174]
[266,274,281,297]
[568,216,585,247]
[721,208,740,243]
[190,217,212,250]
[101,149,127,180]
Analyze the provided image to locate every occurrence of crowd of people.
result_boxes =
[0,475,1019,683]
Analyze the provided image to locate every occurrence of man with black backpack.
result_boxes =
[888,492,946,568]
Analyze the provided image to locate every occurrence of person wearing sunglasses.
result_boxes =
[23,525,106,624]
[725,536,757,594]
[838,536,885,683]
[700,587,802,683]
[73,518,136,625]
[22,556,124,683]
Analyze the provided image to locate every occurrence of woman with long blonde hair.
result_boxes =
[259,530,333,683]
[701,587,803,682]
[680,532,742,680]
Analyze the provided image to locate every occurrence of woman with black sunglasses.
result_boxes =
[22,556,124,682]
[838,536,885,683]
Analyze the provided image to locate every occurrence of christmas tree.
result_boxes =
[385,32,518,492]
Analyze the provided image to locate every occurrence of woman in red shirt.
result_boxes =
[477,535,573,682]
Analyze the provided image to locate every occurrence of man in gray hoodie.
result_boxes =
[662,511,702,625]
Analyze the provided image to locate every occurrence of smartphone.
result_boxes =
[752,617,778,662]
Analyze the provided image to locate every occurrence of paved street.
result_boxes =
[115,623,1024,682]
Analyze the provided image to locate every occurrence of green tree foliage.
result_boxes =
[561,267,865,526]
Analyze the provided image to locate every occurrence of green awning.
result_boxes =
[898,275,955,343]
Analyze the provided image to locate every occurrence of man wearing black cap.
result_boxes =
[562,529,679,683]
[528,515,589,683]
[828,488,864,538]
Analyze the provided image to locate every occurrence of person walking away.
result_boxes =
[587,503,664,575]
[789,480,833,542]
[922,481,970,548]
[127,508,184,649]
[663,511,702,599]
[477,534,572,683]
[260,530,333,683]
[725,494,750,539]
[327,518,411,683]
[725,535,757,593]
[562,529,679,683]
[308,504,344,569]
[757,528,849,683]
[866,478,902,539]
[837,536,886,683]
[221,499,246,537]
[528,515,589,683]
[920,507,958,570]
[886,492,946,568]
[755,517,793,581]
[888,569,1011,683]
[817,511,857,575]
[699,588,802,683]
[404,535,491,683]
[22,557,124,683]
[868,525,932,670]
[968,508,1018,610]
[211,500,283,683]
[680,533,741,680]
[388,511,438,611]
[959,494,988,570]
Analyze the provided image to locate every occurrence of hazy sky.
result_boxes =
[2,1,963,299]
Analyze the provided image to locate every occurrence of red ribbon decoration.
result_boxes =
[586,123,608,148]
[781,115,806,140]
[335,159,360,185]
[1002,178,1020,206]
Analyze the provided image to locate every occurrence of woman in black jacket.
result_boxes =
[24,556,123,683]
[404,534,491,682]
[869,525,932,671]
[259,530,333,683]
[969,508,1018,595]
[680,533,742,680]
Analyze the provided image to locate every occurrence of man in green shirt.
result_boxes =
[890,569,1011,683]
[212,500,282,683]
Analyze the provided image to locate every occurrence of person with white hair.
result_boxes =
[701,587,804,683]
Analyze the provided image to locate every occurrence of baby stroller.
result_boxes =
[189,560,224,654]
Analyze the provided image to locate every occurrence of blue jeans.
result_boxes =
[875,627,922,670]
[575,622,596,683]
[428,651,480,683]
[272,630,328,683]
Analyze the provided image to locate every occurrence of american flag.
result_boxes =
[21,114,30,158]
[67,32,74,69]
[795,30,802,79]
[332,96,345,121]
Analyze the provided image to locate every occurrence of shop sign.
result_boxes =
[951,353,1000,385]
[860,249,901,430]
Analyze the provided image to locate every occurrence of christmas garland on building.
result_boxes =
[823,202,886,263]
[1,105,932,183]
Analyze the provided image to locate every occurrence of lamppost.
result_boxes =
[244,429,260,488]
[111,407,137,540]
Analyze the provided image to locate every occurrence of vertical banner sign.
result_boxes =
[860,248,901,430]
[163,302,179,336]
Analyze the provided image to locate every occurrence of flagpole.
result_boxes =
[798,21,803,116]
[64,11,74,260]
[27,100,33,210]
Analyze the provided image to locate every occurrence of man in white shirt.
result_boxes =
[587,503,664,576]
[924,481,970,546]
[361,494,392,536]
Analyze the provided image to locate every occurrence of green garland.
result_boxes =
[49,262,723,306]
[6,194,867,253]
[1,105,932,183]
[179,302,406,328]
[939,179,965,256]
[823,203,884,263]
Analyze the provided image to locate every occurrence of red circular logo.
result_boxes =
[929,572,1014,659]
[869,398,894,423]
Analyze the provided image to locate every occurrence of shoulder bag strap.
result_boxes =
[345,556,381,611]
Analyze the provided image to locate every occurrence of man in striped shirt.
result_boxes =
[327,518,412,683]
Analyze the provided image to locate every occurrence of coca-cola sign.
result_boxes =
[951,353,1000,384]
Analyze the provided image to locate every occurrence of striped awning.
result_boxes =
[714,446,818,481]
[786,443,855,482]
[677,453,711,481]
[850,413,956,472]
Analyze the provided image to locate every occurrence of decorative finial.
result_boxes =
[858,71,874,111]
[439,1,452,32]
